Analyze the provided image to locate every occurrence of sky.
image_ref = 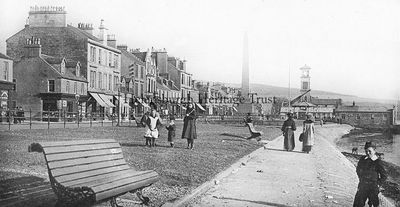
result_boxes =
[1,0,399,100]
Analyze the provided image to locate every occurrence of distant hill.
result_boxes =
[222,83,396,107]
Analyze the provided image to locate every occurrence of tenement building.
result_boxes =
[11,37,87,118]
[6,7,121,118]
[0,52,15,119]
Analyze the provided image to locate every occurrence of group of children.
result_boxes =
[140,103,176,148]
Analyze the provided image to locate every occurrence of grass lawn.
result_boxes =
[0,122,281,206]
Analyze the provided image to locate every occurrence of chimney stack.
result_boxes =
[24,36,42,57]
[78,23,93,35]
[117,45,128,51]
[107,34,116,48]
[98,19,107,45]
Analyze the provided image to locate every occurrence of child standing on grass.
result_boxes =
[166,115,176,147]
[143,109,162,147]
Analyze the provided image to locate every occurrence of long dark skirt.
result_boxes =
[302,145,312,153]
[283,129,295,151]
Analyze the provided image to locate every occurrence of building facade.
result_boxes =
[6,8,121,119]
[11,37,87,119]
[0,53,14,112]
[335,103,394,128]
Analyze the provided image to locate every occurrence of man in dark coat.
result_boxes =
[353,141,387,207]
[281,112,296,151]
[182,103,197,149]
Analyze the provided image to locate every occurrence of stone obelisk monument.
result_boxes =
[241,32,250,101]
[238,32,257,114]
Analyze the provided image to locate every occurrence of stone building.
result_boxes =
[335,103,394,129]
[0,53,14,112]
[6,7,121,118]
[132,49,157,102]
[118,45,148,116]
[11,37,87,118]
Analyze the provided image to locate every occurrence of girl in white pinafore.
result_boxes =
[144,109,162,147]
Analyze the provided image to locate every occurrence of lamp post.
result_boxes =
[75,93,80,124]
[116,82,121,126]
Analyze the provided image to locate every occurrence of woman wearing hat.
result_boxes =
[353,141,387,207]
[281,112,296,151]
[301,114,315,153]
[181,103,197,149]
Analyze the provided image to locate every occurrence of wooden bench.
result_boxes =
[246,123,263,141]
[28,139,159,207]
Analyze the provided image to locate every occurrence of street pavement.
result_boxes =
[184,124,362,207]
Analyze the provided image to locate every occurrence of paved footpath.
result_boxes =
[184,124,363,207]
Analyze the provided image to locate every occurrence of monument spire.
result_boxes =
[241,32,250,101]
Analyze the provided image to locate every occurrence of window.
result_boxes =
[13,79,16,91]
[114,54,118,68]
[48,80,55,92]
[98,49,102,64]
[74,82,77,94]
[90,46,96,62]
[141,66,144,79]
[90,71,96,88]
[135,66,139,78]
[356,114,360,120]
[181,74,184,84]
[66,81,70,93]
[302,82,309,90]
[114,76,119,91]
[109,52,112,67]
[140,83,144,96]
[103,74,107,90]
[371,114,374,119]
[135,82,139,96]
[98,72,102,89]
[4,61,9,80]
[108,74,112,90]
[81,83,85,94]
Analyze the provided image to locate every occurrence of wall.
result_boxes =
[337,111,391,128]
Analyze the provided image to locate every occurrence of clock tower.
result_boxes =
[300,65,311,102]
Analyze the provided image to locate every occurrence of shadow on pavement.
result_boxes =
[264,148,306,154]
[215,196,292,207]
[0,174,56,207]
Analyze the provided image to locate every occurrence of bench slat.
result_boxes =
[56,165,131,183]
[40,139,116,147]
[68,170,154,189]
[48,154,125,170]
[46,148,122,162]
[44,143,121,154]
[52,159,127,177]
[94,172,159,201]
[63,168,134,187]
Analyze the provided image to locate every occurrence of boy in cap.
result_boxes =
[353,141,387,207]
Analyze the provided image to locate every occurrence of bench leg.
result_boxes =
[110,197,123,207]
[136,189,150,206]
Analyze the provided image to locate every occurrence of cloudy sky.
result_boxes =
[1,0,399,100]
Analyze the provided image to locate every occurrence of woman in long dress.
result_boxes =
[302,114,315,153]
[181,103,197,149]
[281,112,296,151]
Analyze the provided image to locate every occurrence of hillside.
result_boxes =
[222,83,396,107]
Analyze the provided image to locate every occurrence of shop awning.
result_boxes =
[196,103,206,111]
[89,92,108,107]
[232,107,238,112]
[98,93,116,107]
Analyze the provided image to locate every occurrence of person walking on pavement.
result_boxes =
[281,112,296,151]
[182,103,197,150]
[353,141,387,207]
[302,114,315,153]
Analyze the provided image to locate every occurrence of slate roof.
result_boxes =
[291,101,316,107]
[41,54,86,82]
[335,105,390,113]
[311,98,341,106]
[0,52,12,60]
[132,52,147,62]
[121,50,145,66]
